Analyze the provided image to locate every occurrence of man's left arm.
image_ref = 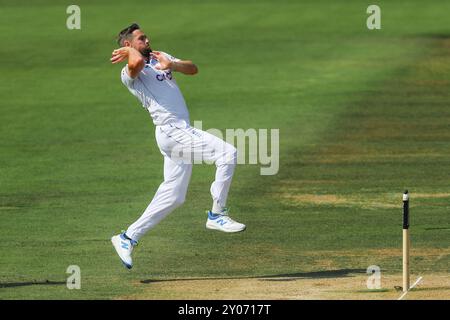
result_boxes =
[171,59,198,75]
[151,51,198,75]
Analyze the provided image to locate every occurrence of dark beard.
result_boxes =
[140,47,152,60]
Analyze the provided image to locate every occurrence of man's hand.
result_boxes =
[151,51,173,71]
[151,51,198,75]
[110,47,130,64]
[111,46,145,79]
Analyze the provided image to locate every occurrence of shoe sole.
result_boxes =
[206,222,246,233]
[111,236,133,269]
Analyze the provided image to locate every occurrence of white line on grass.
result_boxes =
[397,276,423,300]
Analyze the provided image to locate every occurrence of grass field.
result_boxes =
[0,0,449,299]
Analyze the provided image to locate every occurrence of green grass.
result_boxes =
[0,0,449,299]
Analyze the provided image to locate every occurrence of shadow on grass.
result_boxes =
[259,269,366,281]
[414,33,450,40]
[0,280,66,288]
[140,268,366,284]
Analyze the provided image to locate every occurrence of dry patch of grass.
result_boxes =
[413,193,450,199]
[283,194,348,205]
[118,273,449,300]
[304,247,449,258]
[280,193,399,209]
[413,79,449,86]
[117,248,449,300]
[278,191,450,209]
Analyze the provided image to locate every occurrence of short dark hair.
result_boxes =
[117,23,140,46]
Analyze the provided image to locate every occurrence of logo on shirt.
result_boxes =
[156,70,173,81]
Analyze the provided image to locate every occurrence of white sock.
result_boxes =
[212,200,224,214]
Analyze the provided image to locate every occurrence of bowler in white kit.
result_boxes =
[110,23,245,269]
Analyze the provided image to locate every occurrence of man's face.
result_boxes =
[127,29,152,58]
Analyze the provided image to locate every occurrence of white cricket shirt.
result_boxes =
[121,52,190,126]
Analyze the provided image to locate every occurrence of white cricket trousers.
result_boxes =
[126,121,237,241]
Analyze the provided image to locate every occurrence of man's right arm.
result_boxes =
[111,47,145,78]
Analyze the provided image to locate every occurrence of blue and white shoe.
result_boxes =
[111,233,137,269]
[206,209,246,233]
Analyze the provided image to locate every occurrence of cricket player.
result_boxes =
[110,23,246,269]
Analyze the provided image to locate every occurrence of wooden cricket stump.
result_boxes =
[402,190,410,293]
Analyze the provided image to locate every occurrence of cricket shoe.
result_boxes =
[206,209,246,233]
[111,233,137,269]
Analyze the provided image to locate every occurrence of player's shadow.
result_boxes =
[0,280,66,288]
[415,33,450,40]
[258,268,367,282]
[140,268,366,284]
